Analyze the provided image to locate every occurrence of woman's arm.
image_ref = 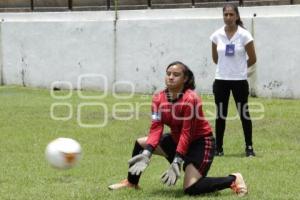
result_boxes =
[146,96,164,150]
[245,41,257,67]
[212,42,218,64]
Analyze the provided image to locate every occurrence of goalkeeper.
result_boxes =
[108,61,247,196]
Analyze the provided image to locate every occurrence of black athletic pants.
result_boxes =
[128,135,236,195]
[213,79,253,150]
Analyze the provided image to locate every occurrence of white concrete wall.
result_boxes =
[254,16,300,98]
[1,12,115,90]
[116,16,251,94]
[240,5,300,98]
[0,5,300,98]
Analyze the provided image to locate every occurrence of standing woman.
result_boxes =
[108,61,248,197]
[210,4,257,157]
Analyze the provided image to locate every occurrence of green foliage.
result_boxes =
[0,86,299,200]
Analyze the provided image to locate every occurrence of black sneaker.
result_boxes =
[215,148,224,156]
[245,146,255,157]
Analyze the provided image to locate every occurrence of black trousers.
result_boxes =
[213,79,253,150]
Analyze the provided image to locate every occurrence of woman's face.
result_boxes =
[165,64,187,91]
[223,6,238,27]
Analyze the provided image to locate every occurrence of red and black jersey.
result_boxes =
[146,89,212,156]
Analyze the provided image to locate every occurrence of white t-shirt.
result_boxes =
[210,25,253,80]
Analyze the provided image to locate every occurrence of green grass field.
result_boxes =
[0,85,299,200]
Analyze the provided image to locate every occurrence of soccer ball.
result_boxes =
[45,137,82,169]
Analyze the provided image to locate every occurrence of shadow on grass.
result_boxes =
[150,188,231,198]
[216,152,262,158]
[222,153,245,158]
[46,175,76,183]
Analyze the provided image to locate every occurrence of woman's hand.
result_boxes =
[161,155,183,186]
[128,150,151,176]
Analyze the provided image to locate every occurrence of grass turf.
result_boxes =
[0,85,299,200]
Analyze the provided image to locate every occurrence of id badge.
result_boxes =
[225,44,235,56]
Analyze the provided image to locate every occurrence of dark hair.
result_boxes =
[223,3,244,28]
[166,61,196,91]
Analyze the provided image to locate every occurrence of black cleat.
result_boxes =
[215,148,224,156]
[245,146,256,157]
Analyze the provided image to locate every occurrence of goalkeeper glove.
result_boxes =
[161,155,183,186]
[128,150,151,176]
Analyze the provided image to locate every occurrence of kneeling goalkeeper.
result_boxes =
[108,61,247,197]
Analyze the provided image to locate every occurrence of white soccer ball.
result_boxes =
[45,137,82,169]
